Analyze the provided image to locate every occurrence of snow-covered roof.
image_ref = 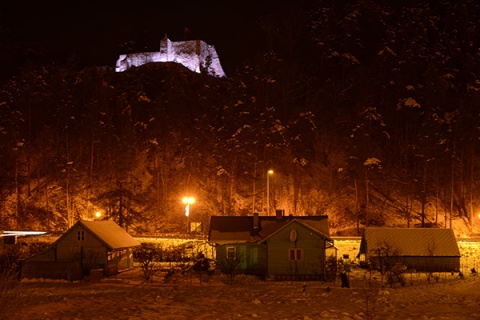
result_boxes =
[71,220,140,250]
[360,228,460,257]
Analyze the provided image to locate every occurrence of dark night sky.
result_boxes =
[1,1,296,74]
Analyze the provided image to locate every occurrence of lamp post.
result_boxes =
[182,197,195,233]
[266,170,273,215]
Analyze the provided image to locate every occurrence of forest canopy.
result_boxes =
[0,0,479,235]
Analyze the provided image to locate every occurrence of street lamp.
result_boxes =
[266,170,273,215]
[182,197,195,217]
[182,197,195,233]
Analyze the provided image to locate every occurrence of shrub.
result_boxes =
[0,249,22,317]
[134,243,161,282]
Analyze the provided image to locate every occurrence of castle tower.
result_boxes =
[159,34,173,61]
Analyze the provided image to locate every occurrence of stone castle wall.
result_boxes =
[115,37,226,78]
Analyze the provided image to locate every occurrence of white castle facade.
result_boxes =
[115,36,226,78]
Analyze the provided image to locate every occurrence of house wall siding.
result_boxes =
[25,221,139,279]
[399,256,460,272]
[216,243,267,275]
[55,225,107,268]
[267,222,326,277]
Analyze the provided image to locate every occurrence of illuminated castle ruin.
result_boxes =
[115,35,226,78]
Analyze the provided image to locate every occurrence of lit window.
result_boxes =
[77,231,85,241]
[226,246,236,260]
[289,248,302,261]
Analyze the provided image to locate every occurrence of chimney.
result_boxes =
[276,209,285,221]
[253,212,259,229]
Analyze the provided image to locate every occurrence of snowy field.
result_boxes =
[5,235,478,319]
[3,266,479,319]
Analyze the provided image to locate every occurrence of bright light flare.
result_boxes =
[1,231,46,237]
[95,211,102,218]
[182,197,195,217]
[182,197,195,205]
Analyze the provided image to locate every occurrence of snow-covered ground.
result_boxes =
[4,267,479,319]
[4,235,480,319]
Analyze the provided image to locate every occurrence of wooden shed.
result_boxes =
[25,220,140,279]
[358,227,461,272]
[209,212,334,280]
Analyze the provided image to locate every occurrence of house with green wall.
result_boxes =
[23,220,141,280]
[208,212,334,280]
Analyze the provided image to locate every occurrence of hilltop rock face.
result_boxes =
[115,36,226,78]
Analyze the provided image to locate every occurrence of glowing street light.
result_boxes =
[182,197,195,234]
[266,170,274,216]
[182,197,195,217]
[95,211,102,219]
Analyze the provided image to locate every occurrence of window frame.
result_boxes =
[289,248,303,261]
[226,246,236,260]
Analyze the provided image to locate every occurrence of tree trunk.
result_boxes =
[355,179,359,235]
[15,158,19,228]
[469,146,474,230]
[66,128,71,228]
[252,160,257,214]
[421,164,427,227]
[119,189,124,227]
[229,156,236,216]
[365,172,369,227]
[450,156,454,229]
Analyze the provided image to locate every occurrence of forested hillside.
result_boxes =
[1,0,479,236]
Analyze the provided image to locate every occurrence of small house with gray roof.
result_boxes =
[358,227,461,272]
[208,212,334,280]
[24,220,140,280]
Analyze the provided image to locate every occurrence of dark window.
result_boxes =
[289,248,302,261]
[77,230,85,241]
[226,246,236,260]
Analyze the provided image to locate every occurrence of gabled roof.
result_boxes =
[209,215,330,245]
[359,228,460,257]
[258,219,332,244]
[54,220,141,250]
